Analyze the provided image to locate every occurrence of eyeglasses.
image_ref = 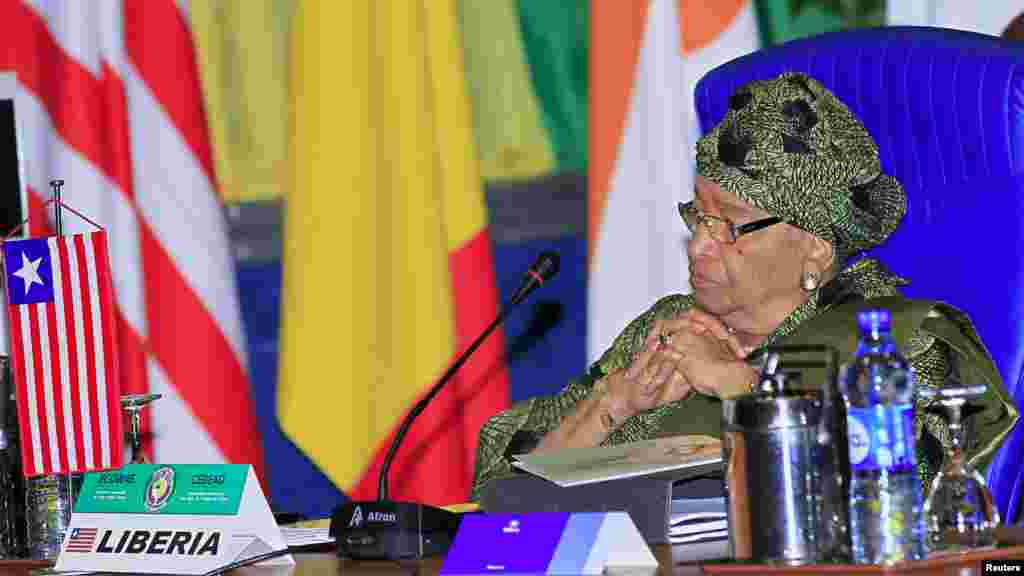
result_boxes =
[677,201,782,244]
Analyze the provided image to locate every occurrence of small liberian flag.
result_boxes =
[65,527,99,553]
[2,231,123,476]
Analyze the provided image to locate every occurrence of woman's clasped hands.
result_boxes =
[603,308,758,422]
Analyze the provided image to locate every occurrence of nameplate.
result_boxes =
[54,464,292,574]
[440,512,658,575]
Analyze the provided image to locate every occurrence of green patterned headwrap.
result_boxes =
[695,72,906,264]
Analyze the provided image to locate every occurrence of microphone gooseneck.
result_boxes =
[376,250,560,502]
[333,251,560,560]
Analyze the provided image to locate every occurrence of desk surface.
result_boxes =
[1,544,1020,574]
[239,545,1024,569]
[248,545,1024,575]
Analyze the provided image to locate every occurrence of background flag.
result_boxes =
[279,1,510,505]
[887,1,1022,35]
[0,1,264,479]
[3,232,122,476]
[457,0,558,183]
[588,0,759,360]
[188,0,292,204]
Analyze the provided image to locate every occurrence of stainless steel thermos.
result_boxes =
[722,346,851,565]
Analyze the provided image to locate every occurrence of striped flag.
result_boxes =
[2,232,122,476]
[65,527,99,553]
[0,2,264,479]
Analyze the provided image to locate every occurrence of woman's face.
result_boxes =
[686,176,812,320]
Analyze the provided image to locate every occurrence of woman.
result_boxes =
[471,72,1019,501]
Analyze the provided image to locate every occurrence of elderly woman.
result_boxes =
[471,72,1019,501]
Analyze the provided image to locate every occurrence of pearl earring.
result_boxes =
[800,270,819,292]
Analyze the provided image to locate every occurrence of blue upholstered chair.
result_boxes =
[694,26,1024,523]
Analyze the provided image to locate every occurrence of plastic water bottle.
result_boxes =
[841,309,927,564]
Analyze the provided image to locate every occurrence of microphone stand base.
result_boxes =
[330,500,463,560]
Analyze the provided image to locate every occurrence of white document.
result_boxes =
[672,511,728,525]
[669,497,729,545]
[669,520,728,538]
[280,527,334,548]
[671,538,729,563]
[671,497,727,525]
[512,435,722,487]
[671,529,729,545]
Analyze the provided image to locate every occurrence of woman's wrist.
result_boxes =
[537,375,629,452]
[592,374,633,431]
[718,362,759,399]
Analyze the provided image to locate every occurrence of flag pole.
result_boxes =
[48,178,74,539]
[50,180,64,236]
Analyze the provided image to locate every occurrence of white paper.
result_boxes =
[281,527,334,548]
[669,519,728,537]
[671,511,728,526]
[670,538,729,563]
[670,529,730,545]
[512,435,722,487]
[669,497,728,545]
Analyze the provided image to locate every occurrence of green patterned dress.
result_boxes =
[470,259,1019,502]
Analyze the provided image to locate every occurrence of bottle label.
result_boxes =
[847,408,875,470]
[891,403,916,472]
[847,405,916,473]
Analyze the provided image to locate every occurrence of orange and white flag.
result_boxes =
[888,1,1022,35]
[589,0,760,358]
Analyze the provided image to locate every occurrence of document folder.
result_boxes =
[479,463,723,545]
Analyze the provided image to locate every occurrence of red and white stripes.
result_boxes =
[0,1,265,480]
[7,233,121,476]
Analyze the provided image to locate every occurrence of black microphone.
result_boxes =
[330,251,560,560]
[510,251,559,305]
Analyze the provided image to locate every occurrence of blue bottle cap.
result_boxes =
[856,309,891,331]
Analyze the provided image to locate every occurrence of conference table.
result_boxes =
[2,543,1022,575]
[240,546,1024,575]
[2,526,1023,574]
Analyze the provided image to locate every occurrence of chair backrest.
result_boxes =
[694,26,1024,523]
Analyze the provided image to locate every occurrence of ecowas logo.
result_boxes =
[144,466,176,511]
[348,506,397,527]
[68,529,222,556]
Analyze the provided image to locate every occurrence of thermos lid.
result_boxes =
[724,347,830,430]
[723,391,822,431]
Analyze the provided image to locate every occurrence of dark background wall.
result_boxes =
[0,100,24,235]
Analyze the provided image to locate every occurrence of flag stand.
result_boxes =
[1,179,125,559]
[1,185,104,244]
[48,179,76,550]
[0,180,107,559]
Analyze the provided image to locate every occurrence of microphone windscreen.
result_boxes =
[533,251,559,281]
